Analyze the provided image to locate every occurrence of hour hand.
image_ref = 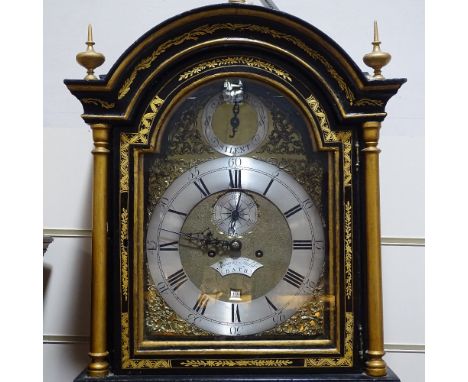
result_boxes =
[161,228,230,248]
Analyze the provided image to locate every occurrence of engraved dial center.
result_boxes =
[178,189,292,303]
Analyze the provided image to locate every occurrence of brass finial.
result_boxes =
[76,24,105,81]
[363,21,391,80]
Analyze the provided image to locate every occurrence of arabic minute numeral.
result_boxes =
[228,157,242,167]
[273,313,287,324]
[157,282,169,294]
[315,240,325,250]
[302,198,314,209]
[189,167,200,179]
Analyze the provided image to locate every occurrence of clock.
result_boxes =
[65,3,405,381]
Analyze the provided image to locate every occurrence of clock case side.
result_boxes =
[64,3,405,380]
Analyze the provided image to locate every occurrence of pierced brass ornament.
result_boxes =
[363,21,391,80]
[76,24,105,81]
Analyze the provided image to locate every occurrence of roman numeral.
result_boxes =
[167,269,188,291]
[265,296,278,312]
[283,268,305,289]
[159,241,178,251]
[263,178,274,196]
[231,304,241,322]
[293,240,313,250]
[229,169,242,189]
[168,208,187,217]
[193,178,210,197]
[284,204,302,218]
[193,294,209,315]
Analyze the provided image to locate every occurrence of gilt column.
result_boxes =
[362,121,387,377]
[87,123,111,377]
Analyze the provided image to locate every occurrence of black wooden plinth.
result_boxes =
[74,368,400,382]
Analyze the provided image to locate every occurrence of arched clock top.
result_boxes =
[64,4,406,127]
[132,74,345,156]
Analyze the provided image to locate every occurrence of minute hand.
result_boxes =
[160,228,230,248]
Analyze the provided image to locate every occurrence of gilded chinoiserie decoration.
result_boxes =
[179,57,292,82]
[180,359,294,368]
[336,131,353,187]
[363,21,392,80]
[118,23,355,103]
[121,313,171,369]
[306,95,337,142]
[120,95,164,192]
[344,201,353,300]
[76,24,105,81]
[82,98,116,109]
[354,98,384,107]
[120,208,129,301]
[307,95,352,187]
[304,312,354,367]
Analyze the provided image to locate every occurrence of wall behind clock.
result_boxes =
[43,0,424,381]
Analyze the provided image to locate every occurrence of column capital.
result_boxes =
[362,121,381,152]
[90,123,111,154]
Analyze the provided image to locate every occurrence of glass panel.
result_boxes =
[142,78,333,343]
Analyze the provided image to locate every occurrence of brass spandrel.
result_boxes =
[144,272,210,337]
[263,278,325,337]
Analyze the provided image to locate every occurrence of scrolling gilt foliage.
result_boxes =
[307,95,353,301]
[82,98,116,109]
[181,359,294,368]
[344,201,353,300]
[305,312,353,367]
[118,22,378,106]
[179,57,292,82]
[121,312,171,369]
[120,95,164,192]
[120,208,129,302]
[306,95,352,187]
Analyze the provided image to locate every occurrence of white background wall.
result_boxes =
[42,1,425,381]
